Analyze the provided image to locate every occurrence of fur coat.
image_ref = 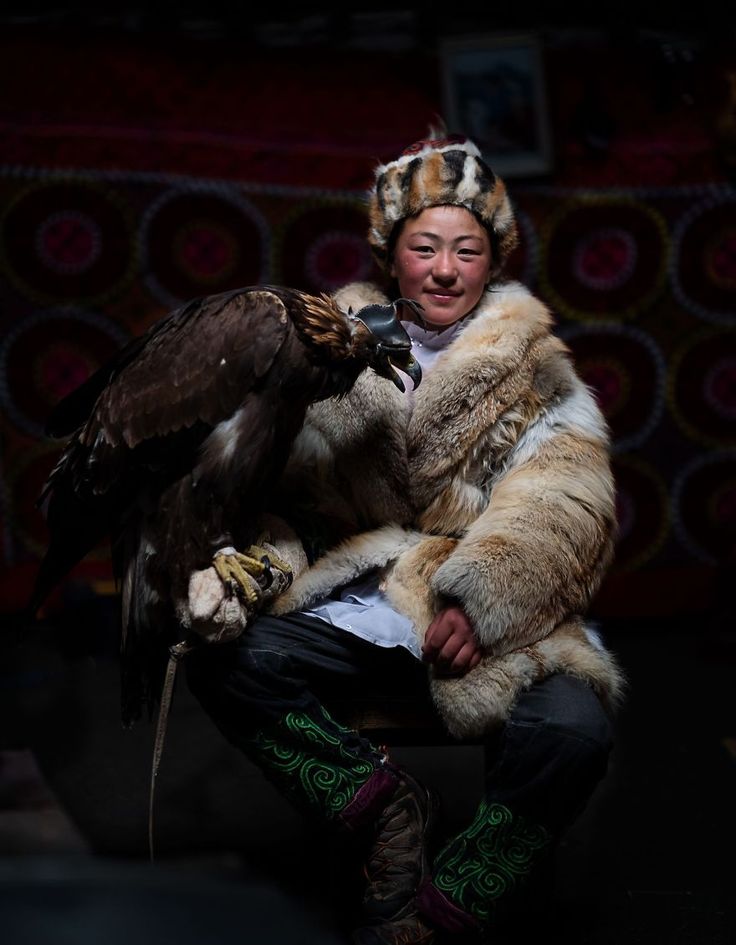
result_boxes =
[269,280,625,738]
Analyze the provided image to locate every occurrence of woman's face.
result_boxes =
[390,205,493,329]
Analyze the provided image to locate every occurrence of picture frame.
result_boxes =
[440,33,552,178]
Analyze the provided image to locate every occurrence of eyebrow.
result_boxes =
[411,231,485,243]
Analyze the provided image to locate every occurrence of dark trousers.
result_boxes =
[186,611,613,837]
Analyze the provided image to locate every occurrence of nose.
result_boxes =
[432,250,457,283]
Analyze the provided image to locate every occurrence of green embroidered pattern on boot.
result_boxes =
[249,707,375,819]
[432,801,551,923]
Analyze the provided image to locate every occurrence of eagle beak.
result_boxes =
[350,300,423,392]
[379,347,422,393]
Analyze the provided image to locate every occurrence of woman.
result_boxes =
[186,133,624,944]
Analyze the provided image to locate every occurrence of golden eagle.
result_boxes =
[30,285,421,722]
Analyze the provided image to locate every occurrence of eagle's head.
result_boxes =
[348,299,423,393]
[297,292,422,393]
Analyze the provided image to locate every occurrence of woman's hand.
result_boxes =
[422,605,483,676]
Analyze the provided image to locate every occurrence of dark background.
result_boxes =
[0,10,734,944]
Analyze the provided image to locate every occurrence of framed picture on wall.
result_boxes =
[440,33,552,178]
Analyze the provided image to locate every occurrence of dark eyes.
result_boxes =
[411,245,479,256]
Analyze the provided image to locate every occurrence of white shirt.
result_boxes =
[301,316,468,659]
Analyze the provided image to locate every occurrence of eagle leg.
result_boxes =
[213,545,293,605]
[252,536,295,591]
[213,550,266,605]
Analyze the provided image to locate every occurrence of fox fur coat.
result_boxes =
[268,279,625,738]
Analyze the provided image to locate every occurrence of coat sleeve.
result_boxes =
[429,415,616,656]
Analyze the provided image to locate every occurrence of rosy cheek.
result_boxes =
[395,258,425,287]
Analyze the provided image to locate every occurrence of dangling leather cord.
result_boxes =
[148,639,196,861]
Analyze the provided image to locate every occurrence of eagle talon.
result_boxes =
[260,556,274,590]
[213,550,265,607]
[212,544,294,607]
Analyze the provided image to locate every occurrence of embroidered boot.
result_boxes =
[361,772,439,920]
[351,902,436,945]
[241,705,441,942]
[416,799,552,936]
[242,704,399,827]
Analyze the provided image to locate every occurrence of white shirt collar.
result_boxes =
[400,316,467,351]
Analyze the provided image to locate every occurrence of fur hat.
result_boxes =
[367,133,518,273]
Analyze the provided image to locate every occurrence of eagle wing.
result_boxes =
[32,288,294,616]
[49,287,291,451]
